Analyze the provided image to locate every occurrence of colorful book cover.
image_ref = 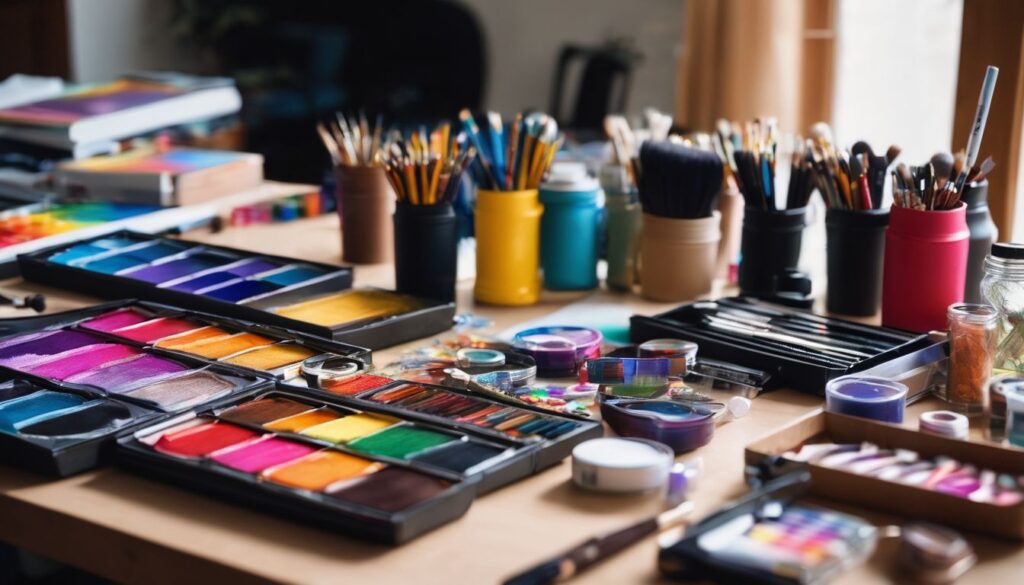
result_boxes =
[62,148,255,176]
[0,81,186,128]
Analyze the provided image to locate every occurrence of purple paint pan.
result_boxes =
[27,344,142,380]
[599,397,718,453]
[66,354,190,391]
[0,330,106,368]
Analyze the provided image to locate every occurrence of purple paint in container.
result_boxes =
[168,272,239,293]
[225,258,280,277]
[0,330,106,367]
[66,354,190,391]
[27,344,141,379]
[825,375,907,423]
[599,398,717,453]
[121,253,233,284]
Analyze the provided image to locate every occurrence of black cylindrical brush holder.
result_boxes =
[825,208,889,316]
[393,203,459,303]
[738,206,808,295]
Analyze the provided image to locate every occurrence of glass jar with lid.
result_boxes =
[980,242,1024,374]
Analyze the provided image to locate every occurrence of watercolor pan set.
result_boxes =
[116,389,551,543]
[307,380,604,486]
[0,374,169,476]
[19,230,456,349]
[2,299,372,383]
[630,297,929,394]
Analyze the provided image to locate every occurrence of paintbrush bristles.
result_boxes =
[316,113,387,167]
[460,109,561,191]
[891,151,996,210]
[637,141,722,219]
[380,122,474,206]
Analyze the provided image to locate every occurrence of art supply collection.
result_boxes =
[0,63,1022,584]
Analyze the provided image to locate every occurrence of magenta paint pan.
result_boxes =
[110,316,202,343]
[0,330,107,368]
[66,354,190,391]
[78,308,151,333]
[27,344,142,380]
[210,436,317,473]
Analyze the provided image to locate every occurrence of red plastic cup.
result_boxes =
[881,203,969,332]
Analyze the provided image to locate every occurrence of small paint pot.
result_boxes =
[637,339,698,376]
[586,357,672,399]
[599,398,718,453]
[455,348,505,368]
[512,326,602,377]
[571,437,675,492]
[919,410,969,440]
[825,375,907,423]
[300,355,367,388]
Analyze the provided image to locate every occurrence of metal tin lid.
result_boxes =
[991,242,1024,260]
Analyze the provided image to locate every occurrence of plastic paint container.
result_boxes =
[571,437,674,492]
[825,375,908,423]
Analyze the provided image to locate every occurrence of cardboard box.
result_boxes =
[745,410,1024,539]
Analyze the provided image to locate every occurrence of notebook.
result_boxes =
[56,147,264,206]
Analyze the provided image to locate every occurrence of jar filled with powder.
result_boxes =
[946,303,998,415]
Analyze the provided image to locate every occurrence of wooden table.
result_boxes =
[0,214,1021,584]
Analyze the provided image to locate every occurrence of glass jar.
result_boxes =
[946,303,998,415]
[980,242,1024,374]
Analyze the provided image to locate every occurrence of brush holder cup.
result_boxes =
[882,203,969,332]
[825,208,889,316]
[963,180,998,303]
[639,212,721,302]
[474,189,543,306]
[393,203,459,303]
[605,191,641,292]
[336,165,394,264]
[715,187,744,279]
[540,179,601,291]
[737,206,808,295]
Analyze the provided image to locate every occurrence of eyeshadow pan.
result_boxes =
[27,344,141,380]
[264,409,340,433]
[167,272,238,293]
[300,413,396,443]
[222,344,317,371]
[154,326,232,349]
[347,425,456,459]
[264,451,382,491]
[322,374,394,396]
[66,354,189,391]
[121,253,233,284]
[0,383,38,404]
[226,259,280,277]
[129,242,187,262]
[260,266,326,287]
[79,308,150,332]
[171,332,274,359]
[411,441,507,473]
[218,397,314,426]
[274,289,422,327]
[79,253,145,274]
[0,391,87,432]
[211,437,316,473]
[0,330,104,365]
[202,280,280,302]
[154,421,259,457]
[19,401,134,436]
[123,371,239,409]
[111,317,202,343]
[50,244,109,264]
[327,467,450,512]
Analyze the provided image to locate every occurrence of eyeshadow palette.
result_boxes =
[0,375,172,476]
[630,296,929,394]
[19,230,456,349]
[117,389,536,543]
[0,300,371,384]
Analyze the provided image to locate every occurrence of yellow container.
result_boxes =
[474,189,543,305]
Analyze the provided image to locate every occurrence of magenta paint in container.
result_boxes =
[511,326,602,377]
[825,375,907,423]
[599,398,717,453]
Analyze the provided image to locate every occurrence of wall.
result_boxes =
[459,0,682,116]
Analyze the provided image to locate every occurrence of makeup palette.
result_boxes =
[631,296,929,394]
[21,230,457,349]
[0,300,370,386]
[118,387,599,543]
[0,376,166,475]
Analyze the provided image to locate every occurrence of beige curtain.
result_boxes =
[676,0,835,133]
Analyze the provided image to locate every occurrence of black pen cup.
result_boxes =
[825,208,889,316]
[393,203,459,303]
[738,206,808,295]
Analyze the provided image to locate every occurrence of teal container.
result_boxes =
[540,168,601,290]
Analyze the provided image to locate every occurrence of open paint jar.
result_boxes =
[825,375,907,423]
[599,398,718,453]
[637,339,698,376]
[301,355,368,388]
[512,326,602,377]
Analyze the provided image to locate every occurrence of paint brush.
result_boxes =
[502,499,695,585]
[637,141,722,219]
[953,66,999,194]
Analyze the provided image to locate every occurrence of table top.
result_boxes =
[0,214,1021,585]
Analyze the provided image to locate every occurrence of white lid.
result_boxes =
[571,437,674,492]
[542,161,599,191]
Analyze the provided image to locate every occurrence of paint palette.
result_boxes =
[119,390,545,543]
[0,375,184,476]
[0,300,371,384]
[20,230,457,349]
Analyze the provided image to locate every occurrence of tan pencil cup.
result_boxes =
[639,211,721,302]
[335,164,395,264]
[715,187,743,279]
